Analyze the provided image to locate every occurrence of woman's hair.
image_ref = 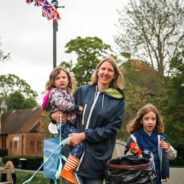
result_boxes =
[45,66,76,92]
[127,103,164,134]
[89,57,124,89]
[4,161,15,169]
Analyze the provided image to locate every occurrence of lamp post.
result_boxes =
[51,0,64,69]
[51,0,58,68]
[49,2,64,183]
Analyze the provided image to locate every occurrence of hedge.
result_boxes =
[2,155,43,170]
[170,141,184,167]
[0,148,8,157]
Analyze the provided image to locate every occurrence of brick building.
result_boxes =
[0,107,49,155]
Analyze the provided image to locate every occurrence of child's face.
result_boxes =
[54,70,69,89]
[141,111,156,135]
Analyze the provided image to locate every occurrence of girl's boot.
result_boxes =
[60,154,79,184]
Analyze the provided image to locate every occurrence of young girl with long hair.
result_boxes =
[42,66,84,184]
[125,103,177,184]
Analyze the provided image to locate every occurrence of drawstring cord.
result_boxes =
[95,85,104,109]
[102,94,104,109]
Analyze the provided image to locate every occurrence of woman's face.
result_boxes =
[97,61,115,86]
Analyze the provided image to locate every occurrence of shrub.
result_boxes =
[2,155,43,170]
[0,148,8,157]
[170,141,184,167]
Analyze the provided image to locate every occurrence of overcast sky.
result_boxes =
[0,0,127,103]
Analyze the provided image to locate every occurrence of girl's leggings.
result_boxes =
[61,122,84,159]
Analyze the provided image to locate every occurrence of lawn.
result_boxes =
[4,170,66,184]
[16,171,50,184]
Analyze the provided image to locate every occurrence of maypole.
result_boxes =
[51,0,64,68]
[25,0,64,68]
[25,2,65,183]
[52,0,58,68]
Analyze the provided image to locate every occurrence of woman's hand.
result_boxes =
[67,133,85,146]
[50,111,67,123]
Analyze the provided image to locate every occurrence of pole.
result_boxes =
[50,2,64,183]
[52,0,58,68]
[51,2,58,183]
[53,21,58,68]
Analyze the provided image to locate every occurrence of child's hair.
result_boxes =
[45,66,76,92]
[89,57,124,89]
[127,103,164,134]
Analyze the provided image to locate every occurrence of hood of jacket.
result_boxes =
[104,88,124,99]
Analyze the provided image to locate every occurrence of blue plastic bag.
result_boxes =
[44,137,62,180]
[23,137,69,184]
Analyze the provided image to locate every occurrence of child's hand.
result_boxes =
[130,142,139,154]
[160,141,170,151]
[77,106,83,114]
[51,111,67,123]
[130,142,142,156]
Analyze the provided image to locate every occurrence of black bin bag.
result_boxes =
[105,155,156,184]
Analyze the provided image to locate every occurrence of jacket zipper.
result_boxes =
[76,91,100,172]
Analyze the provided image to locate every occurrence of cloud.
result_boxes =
[0,0,127,104]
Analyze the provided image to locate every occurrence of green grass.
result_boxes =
[15,171,66,184]
[0,170,66,184]
[16,171,50,184]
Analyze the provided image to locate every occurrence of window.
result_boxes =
[30,140,34,152]
[10,142,12,150]
[37,140,42,153]
[14,141,17,149]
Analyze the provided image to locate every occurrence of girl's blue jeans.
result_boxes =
[61,122,84,158]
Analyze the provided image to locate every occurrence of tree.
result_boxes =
[118,81,151,140]
[0,74,38,110]
[117,60,164,140]
[0,38,10,61]
[60,36,112,86]
[115,0,184,75]
[7,91,38,110]
[122,60,163,94]
[0,74,37,98]
[160,50,184,143]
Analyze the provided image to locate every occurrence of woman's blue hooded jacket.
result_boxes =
[73,84,125,179]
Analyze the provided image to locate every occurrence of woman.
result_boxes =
[51,57,125,184]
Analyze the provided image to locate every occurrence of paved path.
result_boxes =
[168,167,184,184]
